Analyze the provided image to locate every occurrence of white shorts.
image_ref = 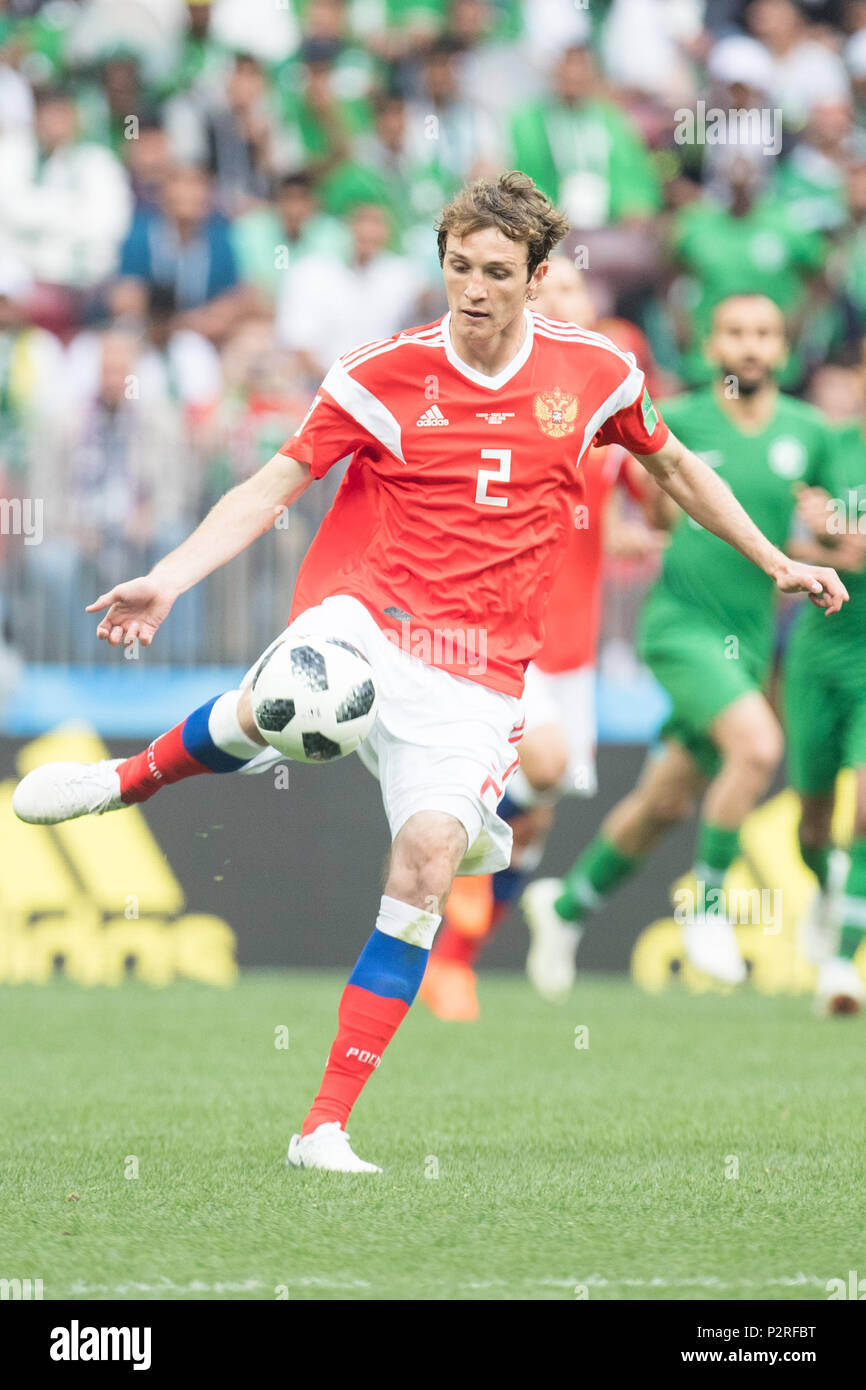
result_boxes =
[521,661,598,798]
[238,595,525,875]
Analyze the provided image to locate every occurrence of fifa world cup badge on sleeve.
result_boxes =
[641,388,659,434]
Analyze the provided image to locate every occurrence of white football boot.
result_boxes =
[798,850,848,965]
[815,957,865,1017]
[798,890,839,966]
[12,759,127,825]
[522,878,583,1002]
[682,914,747,985]
[286,1122,381,1174]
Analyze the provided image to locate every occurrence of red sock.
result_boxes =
[302,984,408,1135]
[117,695,253,803]
[118,722,212,804]
[432,900,510,970]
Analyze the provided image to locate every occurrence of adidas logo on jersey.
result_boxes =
[416,404,450,427]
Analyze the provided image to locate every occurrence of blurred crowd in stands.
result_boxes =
[3,0,866,662]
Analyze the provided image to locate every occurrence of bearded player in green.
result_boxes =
[783,360,866,1015]
[523,293,836,991]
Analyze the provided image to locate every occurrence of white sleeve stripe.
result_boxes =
[340,335,399,369]
[340,328,444,373]
[321,360,406,464]
[533,317,639,372]
[578,364,646,462]
[340,323,444,370]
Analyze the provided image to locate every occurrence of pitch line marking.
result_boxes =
[63,1273,828,1297]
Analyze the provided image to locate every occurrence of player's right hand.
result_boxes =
[773,557,849,614]
[86,576,175,648]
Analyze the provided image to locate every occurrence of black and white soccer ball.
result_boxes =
[250,635,378,763]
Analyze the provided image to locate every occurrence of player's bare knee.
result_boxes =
[386,813,467,909]
[528,749,568,793]
[386,862,455,913]
[520,729,569,793]
[727,728,783,788]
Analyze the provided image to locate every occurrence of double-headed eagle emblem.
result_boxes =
[533,387,579,439]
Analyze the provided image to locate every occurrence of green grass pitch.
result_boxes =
[3,972,865,1302]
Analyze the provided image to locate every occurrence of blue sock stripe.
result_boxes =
[348,928,429,1004]
[492,863,530,904]
[181,696,251,773]
[497,790,523,824]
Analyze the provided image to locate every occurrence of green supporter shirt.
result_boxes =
[672,196,825,387]
[346,0,445,30]
[647,388,829,668]
[319,154,456,235]
[274,81,374,171]
[0,10,70,79]
[154,35,229,102]
[510,97,661,228]
[231,209,351,300]
[794,422,866,659]
[772,155,847,235]
[837,223,866,321]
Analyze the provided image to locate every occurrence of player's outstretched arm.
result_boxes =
[86,453,312,647]
[634,433,849,615]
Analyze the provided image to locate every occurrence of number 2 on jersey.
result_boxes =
[475,449,511,508]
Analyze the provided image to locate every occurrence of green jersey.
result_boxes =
[772,155,847,235]
[510,98,661,228]
[648,388,829,667]
[230,210,350,302]
[794,422,866,656]
[838,223,866,323]
[784,425,866,791]
[672,196,825,387]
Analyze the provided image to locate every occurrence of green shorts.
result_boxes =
[638,593,767,779]
[784,618,866,794]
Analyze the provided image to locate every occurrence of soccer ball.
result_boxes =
[250,634,378,763]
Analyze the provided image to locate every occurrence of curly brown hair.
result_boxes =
[436,172,570,278]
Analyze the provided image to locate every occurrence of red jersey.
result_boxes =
[535,444,627,675]
[280,309,668,698]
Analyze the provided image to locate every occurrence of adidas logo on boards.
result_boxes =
[1,728,238,986]
[416,404,450,426]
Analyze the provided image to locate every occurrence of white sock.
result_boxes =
[376,894,441,949]
[208,691,264,761]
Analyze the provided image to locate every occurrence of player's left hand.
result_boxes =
[773,557,849,614]
[605,519,669,559]
[794,485,833,539]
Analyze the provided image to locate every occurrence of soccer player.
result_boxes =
[13,179,845,1172]
[522,293,841,996]
[783,377,866,1014]
[419,255,665,1021]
